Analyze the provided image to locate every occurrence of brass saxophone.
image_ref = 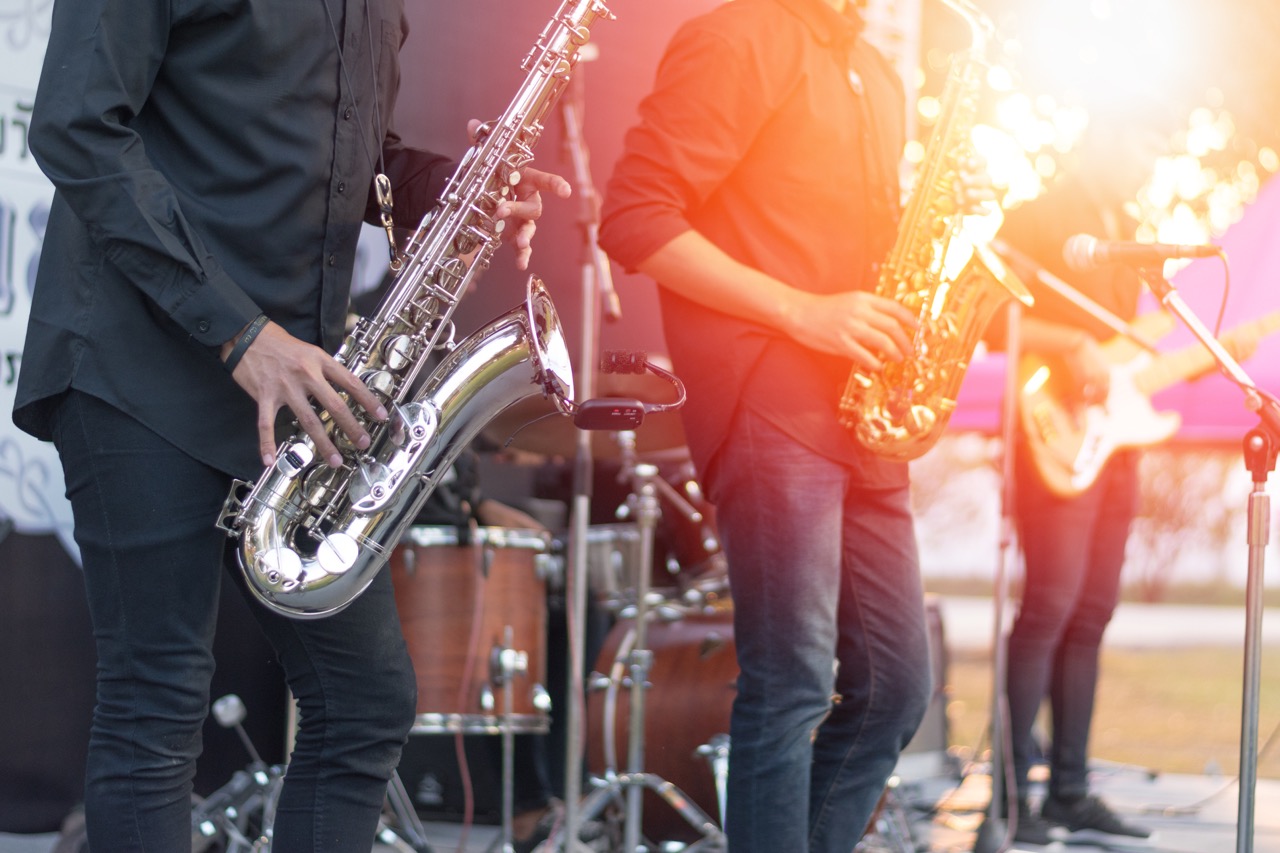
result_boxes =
[217,0,614,619]
[838,0,1031,461]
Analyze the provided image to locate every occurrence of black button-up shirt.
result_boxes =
[16,0,453,479]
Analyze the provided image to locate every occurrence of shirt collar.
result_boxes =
[771,0,866,49]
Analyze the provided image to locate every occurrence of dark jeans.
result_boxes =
[1006,447,1139,801]
[708,408,931,853]
[51,390,417,852]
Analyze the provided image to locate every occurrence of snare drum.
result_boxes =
[390,525,552,734]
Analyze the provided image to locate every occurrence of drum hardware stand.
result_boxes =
[694,734,730,831]
[1132,262,1280,853]
[493,624,533,853]
[201,694,431,852]
[547,435,726,852]
[613,454,708,617]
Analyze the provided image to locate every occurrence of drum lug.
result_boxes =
[491,642,529,685]
[532,683,552,713]
[479,683,495,713]
[535,552,563,588]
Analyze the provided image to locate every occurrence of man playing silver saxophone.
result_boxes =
[14,0,569,849]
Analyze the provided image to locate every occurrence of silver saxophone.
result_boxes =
[218,0,614,619]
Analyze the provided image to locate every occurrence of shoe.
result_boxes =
[1041,793,1151,838]
[1011,800,1058,846]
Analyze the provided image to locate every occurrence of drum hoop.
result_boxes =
[402,525,551,551]
[583,523,642,543]
[410,712,550,735]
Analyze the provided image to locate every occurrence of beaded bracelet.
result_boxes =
[223,313,269,374]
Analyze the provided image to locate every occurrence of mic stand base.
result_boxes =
[972,815,1007,853]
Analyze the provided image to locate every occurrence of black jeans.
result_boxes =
[52,390,417,851]
[1006,446,1139,801]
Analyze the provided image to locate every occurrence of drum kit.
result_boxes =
[380,366,734,852]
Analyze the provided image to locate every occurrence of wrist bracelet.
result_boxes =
[223,313,269,374]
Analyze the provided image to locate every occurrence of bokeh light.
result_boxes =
[909,0,1277,254]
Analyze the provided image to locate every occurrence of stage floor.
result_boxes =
[4,759,1279,852]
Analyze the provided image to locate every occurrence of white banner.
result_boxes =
[0,0,77,560]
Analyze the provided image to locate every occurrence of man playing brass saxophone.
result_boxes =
[598,0,952,848]
[14,1,569,849]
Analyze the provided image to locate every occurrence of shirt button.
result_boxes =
[344,106,353,120]
[197,320,210,333]
[328,254,336,267]
[338,181,346,194]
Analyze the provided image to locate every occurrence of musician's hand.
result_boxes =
[786,290,918,370]
[466,119,572,271]
[223,320,388,468]
[1067,334,1111,405]
[956,155,998,215]
[475,498,548,532]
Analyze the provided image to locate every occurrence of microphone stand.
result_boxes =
[559,51,616,853]
[1135,264,1280,853]
[972,298,1020,853]
[990,238,1161,352]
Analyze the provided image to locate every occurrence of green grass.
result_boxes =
[944,645,1280,779]
[924,576,1280,608]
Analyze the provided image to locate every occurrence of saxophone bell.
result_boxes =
[218,0,610,619]
[220,277,575,619]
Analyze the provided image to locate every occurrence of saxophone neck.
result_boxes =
[936,0,995,57]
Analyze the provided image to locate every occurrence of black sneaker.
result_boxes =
[1042,793,1151,838]
[1011,800,1058,846]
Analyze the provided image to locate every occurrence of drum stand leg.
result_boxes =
[551,457,727,852]
[497,625,523,853]
[378,770,434,853]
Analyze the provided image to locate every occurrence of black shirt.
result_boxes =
[16,0,453,479]
[598,0,907,487]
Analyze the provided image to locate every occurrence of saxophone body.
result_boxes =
[217,0,613,619]
[838,0,1031,461]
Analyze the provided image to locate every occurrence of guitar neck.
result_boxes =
[1134,311,1280,397]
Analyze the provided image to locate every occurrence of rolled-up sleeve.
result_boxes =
[598,21,775,273]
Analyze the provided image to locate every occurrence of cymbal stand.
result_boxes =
[549,432,725,851]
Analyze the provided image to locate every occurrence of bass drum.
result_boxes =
[587,608,736,844]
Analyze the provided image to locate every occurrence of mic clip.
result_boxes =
[566,351,687,431]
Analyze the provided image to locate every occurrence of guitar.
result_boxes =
[1019,309,1280,498]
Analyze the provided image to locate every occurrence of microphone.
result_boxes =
[1062,233,1220,271]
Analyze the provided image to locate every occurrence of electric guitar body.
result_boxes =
[1018,310,1280,497]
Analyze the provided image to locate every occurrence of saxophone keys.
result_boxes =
[315,532,360,576]
[275,440,314,478]
[905,405,938,437]
[257,547,305,588]
[379,335,416,372]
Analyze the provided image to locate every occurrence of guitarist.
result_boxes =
[987,119,1157,845]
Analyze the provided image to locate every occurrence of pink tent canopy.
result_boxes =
[952,174,1280,446]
